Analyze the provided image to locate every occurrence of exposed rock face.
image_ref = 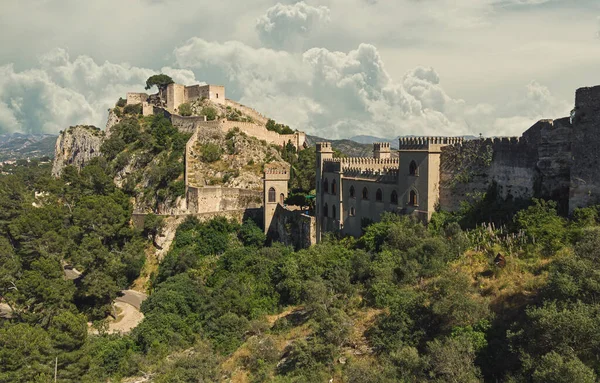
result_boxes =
[51,125,105,177]
[186,126,284,190]
[105,109,121,138]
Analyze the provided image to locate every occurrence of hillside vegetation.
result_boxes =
[2,152,600,382]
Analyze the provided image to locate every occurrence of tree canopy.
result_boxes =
[145,74,174,91]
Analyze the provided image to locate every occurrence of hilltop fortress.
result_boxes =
[125,83,306,149]
[315,85,600,241]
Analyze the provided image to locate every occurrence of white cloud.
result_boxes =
[256,2,331,50]
[174,38,570,138]
[0,39,572,139]
[0,48,197,134]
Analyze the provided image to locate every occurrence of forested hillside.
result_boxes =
[1,99,599,383]
[2,148,600,382]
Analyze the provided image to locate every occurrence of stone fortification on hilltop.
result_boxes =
[51,125,104,177]
[52,80,308,238]
[125,82,307,151]
[315,85,600,240]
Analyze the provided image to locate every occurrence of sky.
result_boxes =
[0,0,599,139]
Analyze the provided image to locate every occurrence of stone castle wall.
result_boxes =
[186,186,262,214]
[167,111,305,149]
[126,93,148,105]
[225,99,269,125]
[270,205,316,250]
[439,118,573,213]
[569,86,600,212]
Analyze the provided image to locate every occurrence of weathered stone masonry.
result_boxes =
[316,85,600,240]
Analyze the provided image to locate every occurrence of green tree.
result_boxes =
[532,352,596,383]
[178,103,192,116]
[200,143,223,163]
[237,219,266,247]
[0,324,53,383]
[145,74,174,91]
[143,213,165,243]
[200,106,218,121]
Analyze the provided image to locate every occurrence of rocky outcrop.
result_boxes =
[51,125,105,177]
[105,109,121,138]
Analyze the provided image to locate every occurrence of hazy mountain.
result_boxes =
[0,132,57,161]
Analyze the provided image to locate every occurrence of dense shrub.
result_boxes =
[200,143,223,163]
[178,103,192,116]
[123,103,142,115]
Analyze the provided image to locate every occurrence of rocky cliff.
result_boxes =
[51,125,104,177]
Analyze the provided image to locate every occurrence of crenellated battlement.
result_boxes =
[317,142,333,152]
[322,157,399,174]
[264,163,290,180]
[342,167,399,183]
[398,136,464,150]
[323,157,399,166]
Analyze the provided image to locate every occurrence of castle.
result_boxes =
[122,82,309,239]
[315,85,600,241]
[126,83,307,150]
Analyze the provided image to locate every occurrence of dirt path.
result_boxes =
[89,290,148,335]
[116,289,147,310]
[108,302,145,334]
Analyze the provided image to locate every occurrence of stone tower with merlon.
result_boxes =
[263,163,290,234]
[373,142,391,159]
[315,142,334,243]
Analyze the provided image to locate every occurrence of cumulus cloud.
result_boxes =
[0,49,197,134]
[0,39,571,139]
[174,37,571,138]
[256,2,331,50]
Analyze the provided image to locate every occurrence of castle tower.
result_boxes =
[263,163,290,234]
[397,137,461,221]
[315,142,334,243]
[373,142,391,159]
[570,85,600,212]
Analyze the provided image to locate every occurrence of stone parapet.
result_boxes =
[398,136,464,150]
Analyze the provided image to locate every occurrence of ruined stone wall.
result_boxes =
[186,186,262,214]
[170,115,214,133]
[225,99,269,125]
[126,93,148,105]
[271,205,316,250]
[142,102,154,116]
[184,85,201,101]
[439,119,573,213]
[570,86,600,212]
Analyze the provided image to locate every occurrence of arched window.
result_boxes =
[323,178,329,193]
[409,190,418,206]
[268,187,276,203]
[349,185,355,198]
[323,203,329,217]
[350,207,356,216]
[391,190,398,205]
[332,205,337,220]
[331,180,337,195]
[376,189,383,202]
[409,160,418,176]
[280,193,285,205]
[362,187,369,200]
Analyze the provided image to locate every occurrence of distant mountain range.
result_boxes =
[0,133,57,162]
